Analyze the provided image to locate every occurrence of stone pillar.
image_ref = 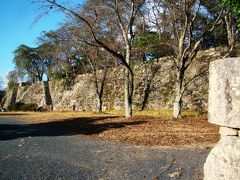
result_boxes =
[204,58,240,180]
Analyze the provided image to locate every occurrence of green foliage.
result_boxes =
[6,70,19,90]
[221,0,240,29]
[13,44,48,82]
[7,82,18,90]
[134,32,159,48]
[21,103,38,111]
[8,102,38,111]
[134,32,173,59]
[48,71,66,80]
[222,0,240,15]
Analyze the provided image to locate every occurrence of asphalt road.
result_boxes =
[0,117,211,180]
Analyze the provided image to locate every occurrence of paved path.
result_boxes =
[0,117,210,180]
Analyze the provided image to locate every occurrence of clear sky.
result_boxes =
[0,0,84,88]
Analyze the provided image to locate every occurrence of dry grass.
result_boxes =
[0,111,219,147]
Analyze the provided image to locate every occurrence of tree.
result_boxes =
[34,0,146,117]
[13,44,47,82]
[149,0,223,118]
[6,70,19,90]
[221,0,240,15]
[37,28,75,81]
[133,31,165,110]
[221,0,240,57]
[69,24,115,113]
[86,48,112,113]
[37,41,55,81]
[37,24,98,87]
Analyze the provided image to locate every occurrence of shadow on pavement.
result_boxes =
[0,113,28,116]
[0,116,146,141]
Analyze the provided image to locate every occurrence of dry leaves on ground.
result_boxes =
[0,112,219,147]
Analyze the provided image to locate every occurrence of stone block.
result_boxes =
[219,126,238,136]
[204,136,240,180]
[208,58,240,128]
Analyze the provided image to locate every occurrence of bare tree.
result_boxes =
[224,10,238,57]
[34,0,146,117]
[83,47,112,113]
[148,0,223,118]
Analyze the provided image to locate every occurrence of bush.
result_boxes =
[12,102,25,111]
[8,102,38,111]
[7,105,13,111]
[21,103,38,111]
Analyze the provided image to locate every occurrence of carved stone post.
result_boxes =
[204,58,240,179]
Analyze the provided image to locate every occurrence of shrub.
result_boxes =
[21,103,38,111]
[7,105,13,111]
[8,102,38,111]
[12,102,25,111]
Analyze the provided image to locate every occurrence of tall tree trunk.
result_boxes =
[173,87,182,119]
[173,71,184,119]
[97,96,103,113]
[224,12,236,57]
[124,49,133,118]
[93,69,107,113]
[124,68,134,118]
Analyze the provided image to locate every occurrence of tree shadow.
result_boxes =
[43,81,53,106]
[0,113,28,116]
[0,116,146,141]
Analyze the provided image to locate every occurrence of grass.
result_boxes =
[105,109,206,117]
[0,109,205,117]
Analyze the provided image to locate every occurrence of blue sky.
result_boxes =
[0,0,84,87]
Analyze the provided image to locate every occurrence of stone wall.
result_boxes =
[2,48,225,111]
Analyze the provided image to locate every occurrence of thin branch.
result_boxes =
[185,9,223,69]
[44,0,131,70]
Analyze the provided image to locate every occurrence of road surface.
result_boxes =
[0,117,210,180]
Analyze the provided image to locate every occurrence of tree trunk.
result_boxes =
[97,95,103,113]
[224,12,235,57]
[93,69,107,113]
[173,93,182,119]
[225,13,235,46]
[124,67,133,118]
[124,48,133,118]
[173,72,184,119]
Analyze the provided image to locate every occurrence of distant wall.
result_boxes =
[2,48,225,111]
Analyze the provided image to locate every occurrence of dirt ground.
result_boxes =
[0,112,219,147]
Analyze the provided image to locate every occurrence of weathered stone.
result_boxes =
[204,136,240,180]
[1,54,210,111]
[205,58,240,180]
[219,126,238,136]
[208,58,240,128]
